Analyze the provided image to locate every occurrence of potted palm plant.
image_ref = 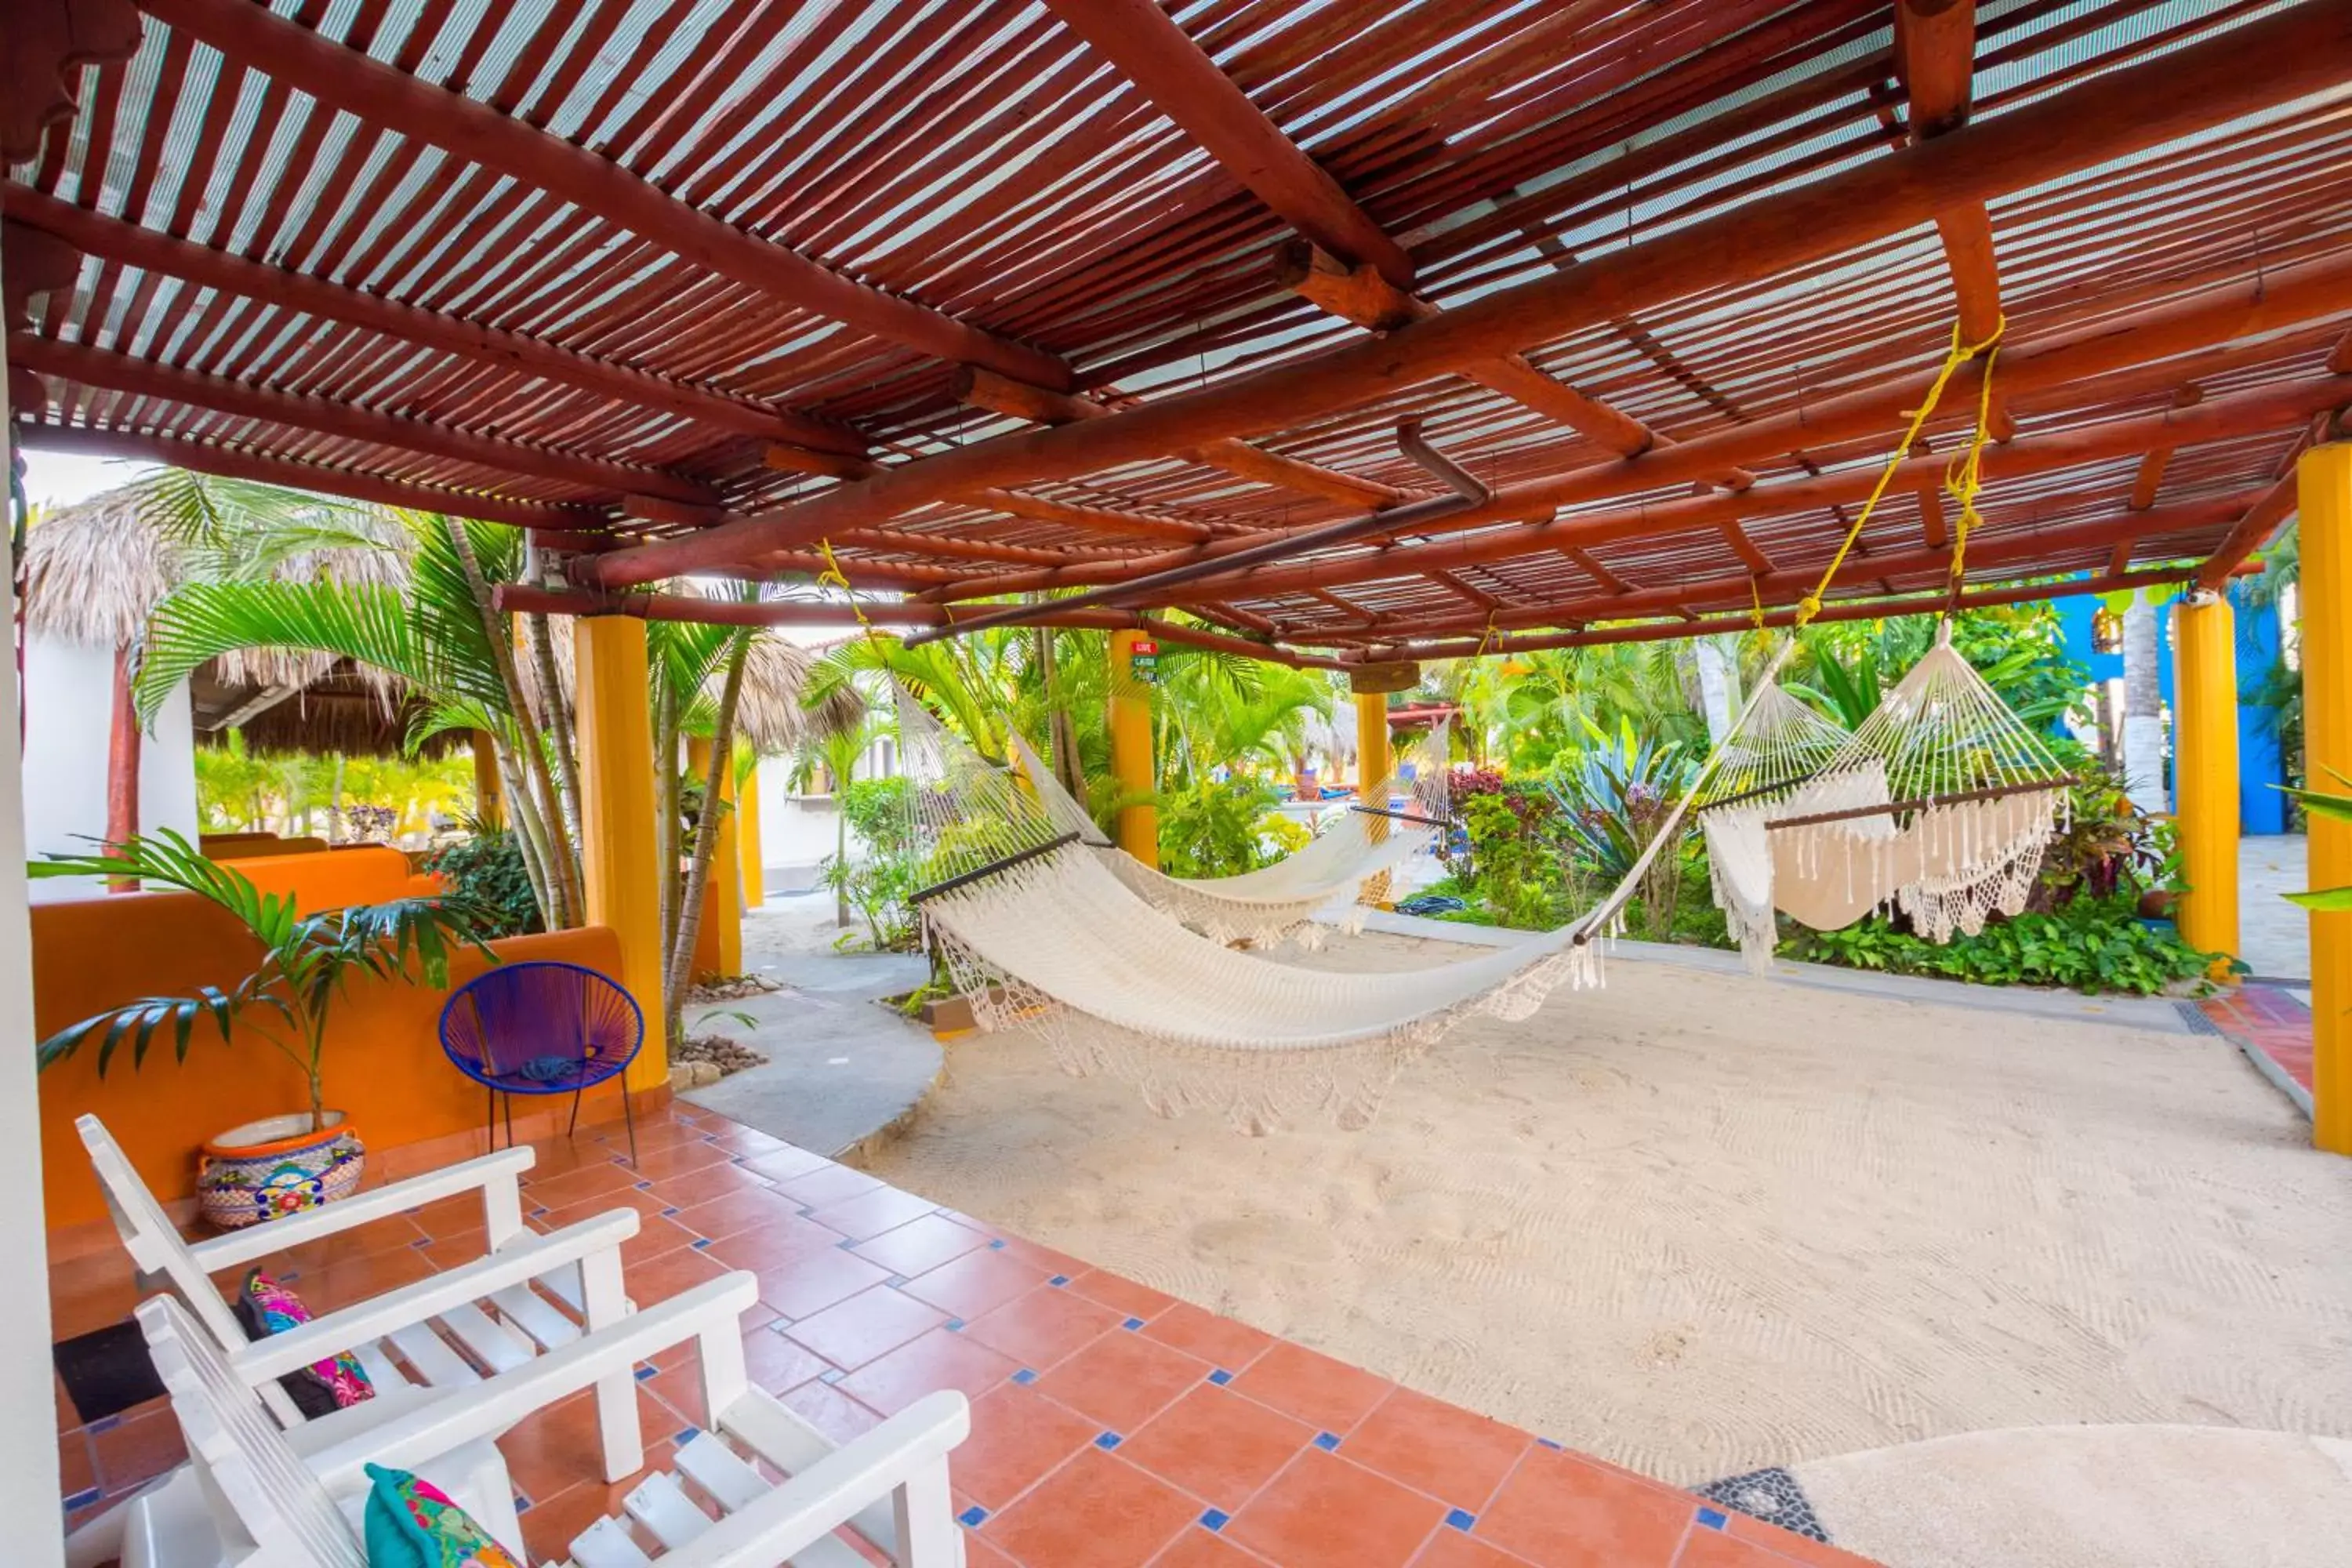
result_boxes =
[33,830,493,1229]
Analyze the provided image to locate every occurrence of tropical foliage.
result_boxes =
[194,735,472,840]
[31,832,493,1126]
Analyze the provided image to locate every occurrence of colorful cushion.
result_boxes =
[363,1465,524,1568]
[230,1270,373,1419]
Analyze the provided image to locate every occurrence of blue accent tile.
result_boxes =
[1207,1368,1233,1386]
[818,1368,845,1385]
[957,1505,989,1528]
[945,1318,966,1331]
[88,1417,120,1435]
[1048,1274,1070,1287]
[1696,1507,1729,1530]
[887,1274,909,1287]
[662,1206,681,1218]
[633,1180,654,1190]
[1200,1508,1230,1533]
[411,1236,432,1247]
[1094,1431,1123,1450]
[63,1488,103,1512]
[989,1237,1007,1250]
[1445,1508,1476,1532]
[633,1366,658,1381]
[1011,1368,1039,1385]
[1313,1432,1341,1452]
[1536,1437,1563,1450]
[691,1238,713,1250]
[837,1237,858,1250]
[1121,1316,1145,1331]
[514,1493,533,1514]
[528,1206,550,1218]
[675,1428,699,1446]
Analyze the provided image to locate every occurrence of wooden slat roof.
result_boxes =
[7,0,2352,665]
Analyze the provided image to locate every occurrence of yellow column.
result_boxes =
[573,615,667,1091]
[2301,440,2352,1153]
[470,730,503,829]
[738,756,765,909]
[686,737,744,981]
[2173,594,2240,967]
[1356,690,1393,905]
[1109,630,1158,868]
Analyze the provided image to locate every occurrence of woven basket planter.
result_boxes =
[195,1112,366,1230]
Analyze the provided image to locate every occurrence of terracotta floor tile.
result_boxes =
[704,1123,793,1160]
[739,1145,835,1185]
[1342,1386,1534,1515]
[519,1158,641,1213]
[900,1248,1051,1320]
[961,1283,1123,1371]
[56,1425,96,1508]
[1119,1385,1317,1510]
[1142,1300,1278,1374]
[1150,1526,1277,1566]
[645,1158,780,1211]
[533,1187,667,1232]
[1679,1525,1812,1566]
[989,1229,1091,1279]
[1226,1448,1447,1568]
[497,1385,678,1504]
[295,1244,440,1315]
[49,1257,142,1341]
[518,1479,626,1563]
[625,1138,742,1183]
[773,1162,885,1210]
[1474,1446,1697,1568]
[982,1448,1201,1568]
[702,1212,854,1272]
[1412,1529,1539,1568]
[742,1322,840,1393]
[785,1283,950,1370]
[951,1384,1102,1511]
[837,1325,1020,1417]
[744,1243,894,1320]
[807,1184,942,1242]
[1064,1269,1178,1322]
[779,1379,887,1444]
[667,1185,809,1243]
[851,1213,993,1277]
[1034,1327,1213,1435]
[1229,1340,1394,1436]
[622,1240,732,1306]
[254,1214,428,1276]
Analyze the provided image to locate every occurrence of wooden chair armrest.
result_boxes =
[662,1392,971,1568]
[304,1274,760,1492]
[187,1145,535,1275]
[228,1208,637,1384]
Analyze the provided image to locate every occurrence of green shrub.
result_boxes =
[423,826,542,938]
[1159,780,1291,879]
[1786,895,2212,995]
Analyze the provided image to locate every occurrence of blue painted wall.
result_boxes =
[2048,583,2290,833]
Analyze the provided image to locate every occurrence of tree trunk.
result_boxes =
[835,800,851,928]
[1693,636,1741,744]
[105,642,140,891]
[2122,596,2168,813]
[655,678,681,971]
[523,543,583,841]
[666,633,750,1051]
[496,744,561,930]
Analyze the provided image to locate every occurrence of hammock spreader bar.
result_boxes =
[1762,775,2074,832]
[909,832,1083,904]
[1349,804,1450,829]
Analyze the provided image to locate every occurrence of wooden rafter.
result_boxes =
[1896,0,2005,347]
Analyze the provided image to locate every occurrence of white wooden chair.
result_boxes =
[78,1112,637,1433]
[128,1273,971,1568]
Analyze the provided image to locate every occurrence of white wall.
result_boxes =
[753,735,900,895]
[20,634,199,900]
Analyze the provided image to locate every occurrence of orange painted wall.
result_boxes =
[32,873,624,1230]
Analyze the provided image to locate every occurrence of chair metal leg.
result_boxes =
[567,1084,586,1138]
[620,1077,639,1168]
[485,1085,497,1151]
[502,1091,514,1149]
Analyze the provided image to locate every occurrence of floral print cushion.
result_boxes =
[362,1465,525,1568]
[231,1269,374,1417]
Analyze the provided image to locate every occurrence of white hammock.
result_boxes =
[898,649,1795,1131]
[1696,684,1850,972]
[1006,722,1451,949]
[1700,628,2070,963]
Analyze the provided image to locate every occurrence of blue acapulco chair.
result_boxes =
[438,960,643,1166]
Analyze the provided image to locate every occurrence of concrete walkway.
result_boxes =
[2240,833,2311,983]
[679,890,942,1157]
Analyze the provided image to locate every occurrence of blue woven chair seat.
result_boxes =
[439,961,644,1104]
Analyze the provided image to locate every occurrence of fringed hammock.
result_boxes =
[1699,626,2071,971]
[1005,720,1451,949]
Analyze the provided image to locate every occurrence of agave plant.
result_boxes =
[31,831,494,1131]
[1548,720,1698,937]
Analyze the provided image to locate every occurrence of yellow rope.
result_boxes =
[1792,315,2005,626]
[1941,335,2002,600]
[815,536,886,646]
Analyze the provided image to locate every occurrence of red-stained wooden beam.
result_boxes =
[11,333,720,505]
[1276,242,1754,488]
[2,190,866,457]
[140,0,1071,390]
[2129,385,2205,510]
[579,3,2352,586]
[1036,0,1412,288]
[1896,0,2004,345]
[956,365,1403,510]
[16,421,614,530]
[492,585,1343,668]
[2195,451,2323,591]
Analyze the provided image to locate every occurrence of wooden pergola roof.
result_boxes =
[8,0,2352,668]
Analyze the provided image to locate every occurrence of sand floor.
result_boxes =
[861,932,2352,1485]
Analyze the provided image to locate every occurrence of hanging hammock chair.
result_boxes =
[1693,682,1852,972]
[1006,720,1452,948]
[1699,626,2072,967]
